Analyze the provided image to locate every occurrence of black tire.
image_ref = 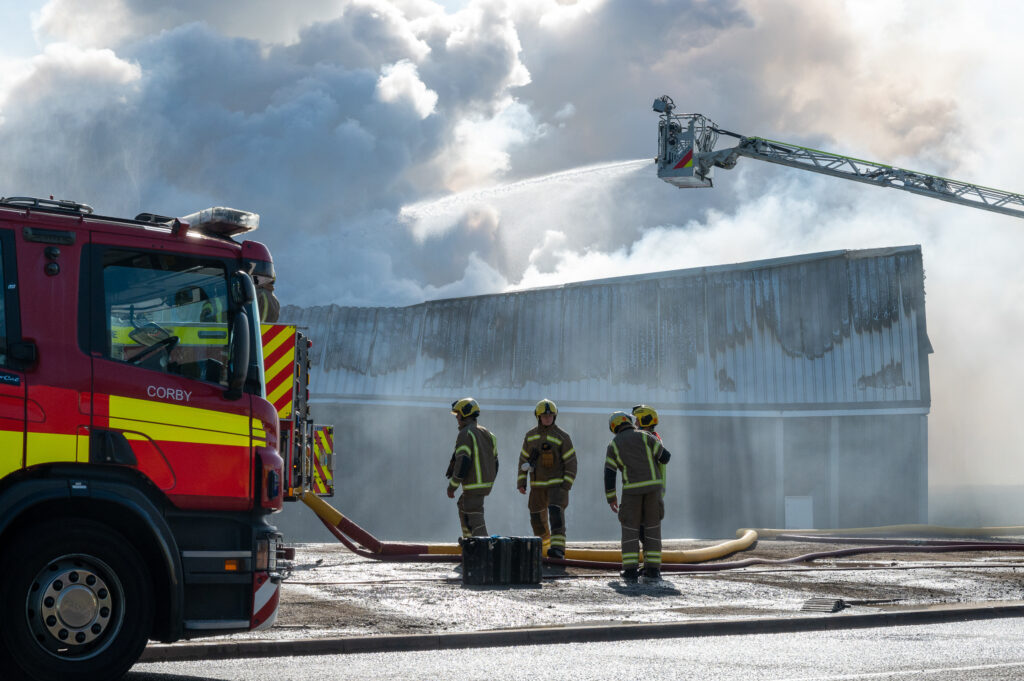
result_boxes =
[0,519,154,681]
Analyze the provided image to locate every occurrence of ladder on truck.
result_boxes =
[652,95,1024,220]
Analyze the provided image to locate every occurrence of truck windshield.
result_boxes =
[103,249,232,386]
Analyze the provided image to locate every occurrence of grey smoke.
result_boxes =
[3,0,1024,522]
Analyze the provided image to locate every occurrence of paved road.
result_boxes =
[130,616,1024,680]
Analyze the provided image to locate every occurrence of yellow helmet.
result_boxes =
[534,399,558,417]
[451,397,480,419]
[609,411,633,433]
[631,404,658,428]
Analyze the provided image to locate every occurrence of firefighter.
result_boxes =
[631,404,666,547]
[604,411,671,583]
[516,399,577,559]
[631,404,661,441]
[255,276,281,323]
[446,397,498,537]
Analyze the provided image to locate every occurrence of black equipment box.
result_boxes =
[510,536,542,584]
[461,536,541,585]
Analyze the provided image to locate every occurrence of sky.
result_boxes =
[1,0,1023,496]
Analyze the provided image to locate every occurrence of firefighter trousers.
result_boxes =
[617,490,662,569]
[528,486,568,551]
[457,492,488,538]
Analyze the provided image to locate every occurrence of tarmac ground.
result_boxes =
[141,536,1024,661]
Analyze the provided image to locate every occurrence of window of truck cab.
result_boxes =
[98,249,231,386]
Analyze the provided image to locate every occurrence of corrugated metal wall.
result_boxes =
[275,404,927,541]
[274,246,931,540]
[284,246,929,411]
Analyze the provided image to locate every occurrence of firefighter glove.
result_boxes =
[447,486,456,499]
[658,449,672,464]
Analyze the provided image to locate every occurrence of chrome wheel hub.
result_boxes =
[27,556,121,657]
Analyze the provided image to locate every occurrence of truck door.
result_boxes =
[83,239,254,510]
[0,227,25,479]
[3,218,94,472]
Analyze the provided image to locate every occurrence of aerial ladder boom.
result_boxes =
[652,95,1024,219]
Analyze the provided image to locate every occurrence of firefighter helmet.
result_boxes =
[534,399,558,417]
[609,411,633,433]
[632,404,658,428]
[451,397,480,419]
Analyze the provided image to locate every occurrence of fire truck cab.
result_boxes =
[0,197,286,680]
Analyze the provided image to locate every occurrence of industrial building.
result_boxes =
[281,245,931,541]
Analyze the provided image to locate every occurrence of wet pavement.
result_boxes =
[132,618,1024,681]
[183,538,1024,643]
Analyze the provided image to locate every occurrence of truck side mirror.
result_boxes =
[230,270,256,306]
[224,308,250,401]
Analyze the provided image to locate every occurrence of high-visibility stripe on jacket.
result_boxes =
[449,421,498,494]
[517,424,577,491]
[604,426,667,496]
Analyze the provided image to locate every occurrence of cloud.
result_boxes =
[287,2,433,69]
[377,59,438,118]
[0,43,144,203]
[527,229,568,273]
[5,0,1024,496]
[3,2,535,297]
[34,0,350,48]
[427,97,542,190]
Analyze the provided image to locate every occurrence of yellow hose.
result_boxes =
[303,492,342,525]
[746,524,1024,539]
[303,491,758,562]
[562,529,757,563]
[425,544,461,555]
[420,530,759,562]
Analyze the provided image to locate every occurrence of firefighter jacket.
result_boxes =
[517,424,577,491]
[604,425,669,499]
[448,420,498,495]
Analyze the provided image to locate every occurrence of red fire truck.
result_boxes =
[0,196,289,680]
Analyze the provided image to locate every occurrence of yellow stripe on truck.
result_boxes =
[260,324,291,357]
[0,428,24,477]
[109,396,250,446]
[112,324,229,347]
[266,351,294,381]
[266,372,294,406]
[107,420,249,447]
[26,432,80,466]
[316,430,334,486]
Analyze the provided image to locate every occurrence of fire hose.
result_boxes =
[303,491,762,563]
[302,492,1024,571]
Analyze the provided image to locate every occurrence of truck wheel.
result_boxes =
[0,519,154,681]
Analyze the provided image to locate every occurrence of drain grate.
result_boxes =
[801,597,847,613]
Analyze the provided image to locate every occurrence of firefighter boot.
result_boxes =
[547,505,566,559]
[643,566,662,582]
[620,567,640,584]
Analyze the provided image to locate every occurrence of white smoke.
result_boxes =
[2,0,1024,508]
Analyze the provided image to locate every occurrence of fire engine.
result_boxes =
[0,196,299,680]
